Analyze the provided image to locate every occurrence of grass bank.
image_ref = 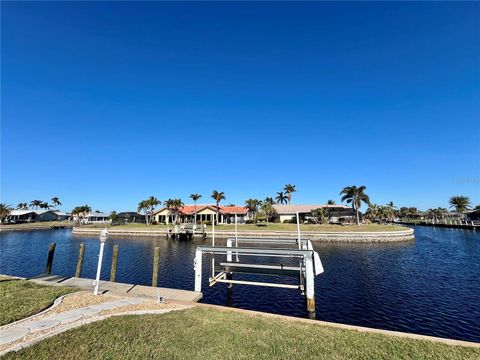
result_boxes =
[85,223,407,232]
[4,307,478,359]
[0,280,76,326]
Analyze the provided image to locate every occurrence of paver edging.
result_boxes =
[0,292,78,330]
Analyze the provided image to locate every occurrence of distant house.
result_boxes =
[153,205,249,224]
[466,209,480,221]
[117,212,146,224]
[272,204,355,224]
[53,211,70,221]
[7,210,63,223]
[84,212,112,224]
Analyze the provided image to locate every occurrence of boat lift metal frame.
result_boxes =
[193,212,324,315]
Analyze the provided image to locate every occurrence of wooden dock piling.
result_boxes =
[45,242,56,275]
[75,244,85,277]
[110,245,119,282]
[152,247,160,287]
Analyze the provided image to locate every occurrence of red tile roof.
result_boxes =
[155,205,249,215]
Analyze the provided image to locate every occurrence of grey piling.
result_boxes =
[75,243,85,277]
[152,247,160,287]
[45,242,56,275]
[110,245,119,282]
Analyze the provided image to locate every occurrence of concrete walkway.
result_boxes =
[0,298,143,348]
[30,274,202,302]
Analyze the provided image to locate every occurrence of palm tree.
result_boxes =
[137,200,150,225]
[16,203,28,210]
[365,204,380,222]
[71,205,91,223]
[245,199,262,222]
[340,185,371,226]
[0,203,12,224]
[30,200,42,209]
[327,200,336,205]
[137,196,160,225]
[211,190,226,224]
[51,197,62,209]
[264,197,275,205]
[39,202,52,210]
[449,196,471,214]
[261,201,276,223]
[164,198,184,224]
[190,194,202,224]
[275,191,288,205]
[283,184,296,204]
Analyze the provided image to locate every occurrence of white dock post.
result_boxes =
[296,211,301,249]
[93,228,108,295]
[194,248,203,292]
[305,253,316,316]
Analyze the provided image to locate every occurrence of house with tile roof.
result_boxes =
[272,204,355,224]
[153,205,250,224]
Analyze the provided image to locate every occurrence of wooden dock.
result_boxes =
[30,274,202,302]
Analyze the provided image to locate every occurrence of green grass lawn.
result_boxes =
[4,307,478,359]
[90,223,407,232]
[0,280,76,326]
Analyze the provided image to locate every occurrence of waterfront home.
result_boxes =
[153,205,250,224]
[272,204,355,224]
[83,212,112,224]
[466,209,480,222]
[117,212,146,224]
[6,210,68,223]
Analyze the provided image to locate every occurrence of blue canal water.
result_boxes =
[1,226,479,342]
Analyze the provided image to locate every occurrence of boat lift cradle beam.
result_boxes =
[193,245,317,314]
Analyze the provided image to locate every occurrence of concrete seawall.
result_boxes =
[72,227,415,242]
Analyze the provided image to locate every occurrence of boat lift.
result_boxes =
[193,213,324,316]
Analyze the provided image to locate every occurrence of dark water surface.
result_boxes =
[1,226,479,342]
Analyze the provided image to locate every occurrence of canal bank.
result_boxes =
[72,226,415,242]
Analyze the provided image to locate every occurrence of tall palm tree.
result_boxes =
[449,196,471,214]
[211,190,226,224]
[245,199,262,222]
[30,200,42,209]
[190,194,202,224]
[283,184,296,204]
[327,200,336,205]
[0,203,12,224]
[275,191,288,205]
[340,185,371,226]
[51,197,62,209]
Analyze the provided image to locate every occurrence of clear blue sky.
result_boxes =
[2,2,479,212]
